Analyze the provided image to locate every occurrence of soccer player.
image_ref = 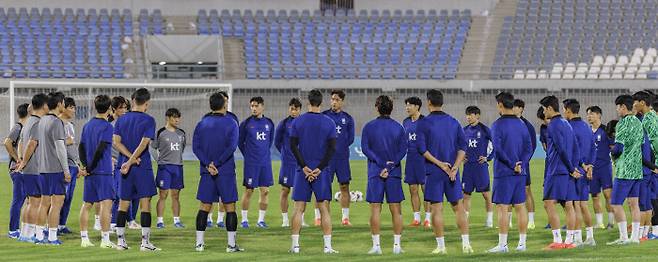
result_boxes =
[113,88,160,251]
[631,91,658,240]
[34,92,71,245]
[192,92,243,252]
[362,95,407,255]
[207,90,237,228]
[607,95,643,245]
[403,97,430,227]
[16,94,47,243]
[5,103,29,239]
[537,107,549,152]
[462,105,494,228]
[58,97,80,235]
[153,108,186,229]
[78,94,115,248]
[539,95,580,250]
[586,106,615,229]
[416,89,472,254]
[239,97,275,228]
[289,89,338,254]
[487,92,532,253]
[275,98,303,227]
[513,99,538,229]
[323,89,355,226]
[563,99,596,246]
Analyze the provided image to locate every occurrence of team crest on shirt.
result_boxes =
[341,118,346,125]
[283,177,288,184]
[159,180,164,187]
[265,124,269,131]
[477,131,481,139]
[597,134,601,142]
[247,178,253,185]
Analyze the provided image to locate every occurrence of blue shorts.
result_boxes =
[575,177,589,201]
[196,173,238,204]
[366,170,405,204]
[41,172,67,196]
[611,178,641,205]
[292,168,332,202]
[639,177,652,211]
[543,174,578,201]
[156,164,184,190]
[404,161,426,185]
[590,164,613,195]
[493,175,526,205]
[278,162,297,188]
[23,174,43,197]
[83,175,116,203]
[243,164,273,188]
[650,174,658,200]
[462,162,490,193]
[118,167,157,201]
[328,158,351,184]
[424,172,463,203]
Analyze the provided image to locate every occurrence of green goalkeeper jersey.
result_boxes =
[642,110,658,163]
[614,114,643,180]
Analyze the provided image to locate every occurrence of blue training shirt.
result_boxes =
[80,117,114,175]
[545,115,577,176]
[416,111,467,175]
[592,125,613,168]
[403,115,425,174]
[113,111,156,169]
[361,116,407,178]
[463,122,493,164]
[193,112,239,175]
[275,116,296,165]
[322,110,354,159]
[290,112,337,169]
[490,115,534,178]
[238,115,275,166]
[568,117,596,167]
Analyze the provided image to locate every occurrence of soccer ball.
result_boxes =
[334,191,342,201]
[354,191,364,202]
[349,191,358,202]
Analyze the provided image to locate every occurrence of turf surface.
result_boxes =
[0,160,656,261]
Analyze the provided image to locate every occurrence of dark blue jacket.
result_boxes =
[193,112,239,175]
[491,115,533,177]
[361,116,407,178]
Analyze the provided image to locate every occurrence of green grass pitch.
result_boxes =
[0,160,656,261]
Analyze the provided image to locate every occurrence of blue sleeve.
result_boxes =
[102,124,113,143]
[484,125,494,161]
[347,115,355,146]
[238,119,247,154]
[143,117,156,140]
[274,120,285,153]
[491,123,516,170]
[525,119,537,152]
[393,126,408,166]
[456,122,467,152]
[113,117,122,136]
[268,119,275,149]
[550,124,576,172]
[521,128,534,163]
[416,120,428,154]
[192,122,209,167]
[219,122,239,166]
[611,142,624,158]
[360,125,385,168]
[588,136,596,165]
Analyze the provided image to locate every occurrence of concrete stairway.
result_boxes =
[457,0,518,80]
[222,38,246,79]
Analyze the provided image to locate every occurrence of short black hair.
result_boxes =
[17,103,29,118]
[166,108,181,118]
[64,97,76,108]
[375,95,393,115]
[250,96,264,105]
[94,95,111,114]
[539,95,560,112]
[586,106,602,115]
[404,96,422,108]
[289,98,302,108]
[426,89,444,107]
[209,92,226,111]
[513,99,525,108]
[495,91,515,109]
[218,91,229,99]
[606,119,618,139]
[632,91,653,106]
[465,105,481,115]
[131,88,151,105]
[31,93,48,109]
[47,92,65,110]
[615,95,634,111]
[331,89,346,100]
[644,90,658,109]
[308,89,323,107]
[536,106,545,120]
[111,96,128,110]
[562,99,580,114]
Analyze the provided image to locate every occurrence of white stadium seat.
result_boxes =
[525,69,537,79]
